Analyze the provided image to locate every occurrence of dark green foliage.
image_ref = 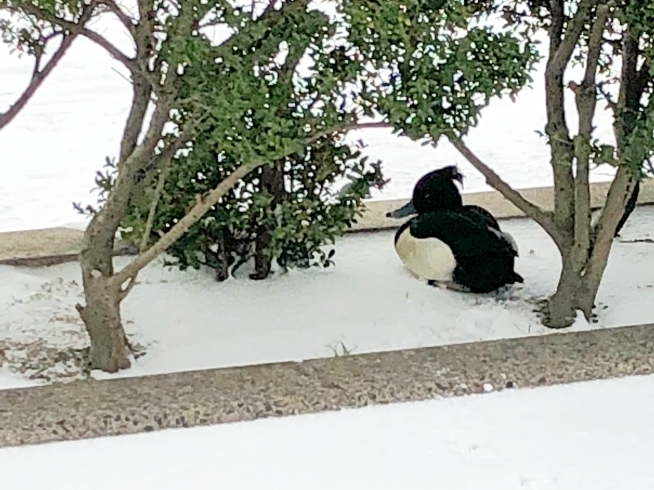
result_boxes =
[342,0,540,143]
[122,133,386,281]
[73,0,538,282]
[74,0,388,281]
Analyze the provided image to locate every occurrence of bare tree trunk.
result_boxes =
[77,174,137,371]
[76,275,130,371]
[251,162,285,280]
[545,165,635,326]
[542,3,612,328]
[76,74,155,372]
[545,254,583,327]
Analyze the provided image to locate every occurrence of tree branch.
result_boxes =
[614,27,651,152]
[118,73,151,162]
[543,0,601,244]
[449,138,564,248]
[137,157,171,257]
[0,2,97,130]
[549,0,565,53]
[550,0,599,74]
[16,2,135,70]
[100,0,135,34]
[111,159,262,286]
[584,165,635,296]
[568,2,610,257]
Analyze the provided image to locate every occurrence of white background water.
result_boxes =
[0,10,618,232]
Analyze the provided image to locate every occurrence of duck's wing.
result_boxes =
[410,210,516,257]
[461,205,500,230]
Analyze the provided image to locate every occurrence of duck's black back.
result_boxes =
[410,210,521,293]
[460,205,500,230]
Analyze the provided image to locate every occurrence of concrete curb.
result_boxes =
[1,323,652,448]
[2,180,653,268]
[353,178,654,232]
[0,228,138,267]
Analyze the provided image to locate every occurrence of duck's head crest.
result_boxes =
[411,165,464,213]
[438,165,464,186]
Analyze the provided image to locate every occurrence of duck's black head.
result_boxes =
[386,165,464,218]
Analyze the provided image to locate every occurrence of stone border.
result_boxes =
[1,323,653,448]
[351,178,654,231]
[2,180,653,267]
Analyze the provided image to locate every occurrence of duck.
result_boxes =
[386,166,523,294]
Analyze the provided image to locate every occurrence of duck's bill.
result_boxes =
[386,200,417,219]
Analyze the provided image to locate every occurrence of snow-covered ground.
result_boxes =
[2,204,653,390]
[0,7,619,232]
[2,373,654,489]
[2,10,653,483]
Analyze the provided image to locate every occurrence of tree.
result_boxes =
[356,0,653,328]
[9,0,380,372]
[0,0,96,129]
[454,0,653,327]
[10,0,538,373]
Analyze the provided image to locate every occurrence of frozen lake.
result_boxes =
[0,12,618,233]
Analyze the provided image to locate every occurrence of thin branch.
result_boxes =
[100,0,135,34]
[449,138,563,248]
[581,4,610,89]
[569,2,611,255]
[550,0,599,74]
[117,276,137,301]
[597,81,618,111]
[111,159,262,286]
[549,0,565,53]
[139,160,170,252]
[16,2,135,70]
[0,2,97,130]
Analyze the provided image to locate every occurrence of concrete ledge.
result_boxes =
[0,228,84,265]
[1,323,653,448]
[1,180,652,267]
[351,178,654,231]
[0,228,137,267]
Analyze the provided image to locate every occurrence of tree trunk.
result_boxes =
[76,273,130,372]
[251,162,285,280]
[545,168,635,328]
[76,161,138,371]
[77,209,131,372]
[544,252,584,328]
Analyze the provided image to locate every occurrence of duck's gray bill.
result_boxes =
[386,201,417,219]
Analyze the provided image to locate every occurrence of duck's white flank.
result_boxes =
[394,228,457,281]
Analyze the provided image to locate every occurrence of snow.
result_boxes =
[2,8,653,482]
[2,373,654,489]
[0,8,619,232]
[2,203,653,389]
[2,17,639,390]
[2,8,639,388]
